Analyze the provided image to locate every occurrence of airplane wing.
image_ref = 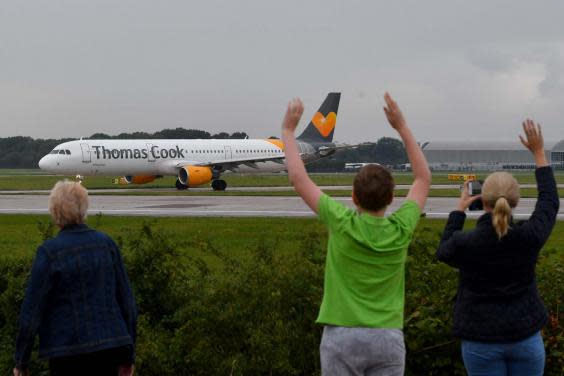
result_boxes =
[316,142,374,156]
[161,142,373,173]
[168,143,372,171]
[172,155,286,171]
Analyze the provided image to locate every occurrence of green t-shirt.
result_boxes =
[316,194,421,328]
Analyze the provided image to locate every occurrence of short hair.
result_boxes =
[353,164,395,211]
[48,180,89,226]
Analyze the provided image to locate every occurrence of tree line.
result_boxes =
[0,128,249,169]
[0,128,407,170]
[308,137,408,172]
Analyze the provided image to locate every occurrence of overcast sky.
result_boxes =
[1,0,564,144]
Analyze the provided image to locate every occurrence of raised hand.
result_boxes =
[383,91,431,210]
[519,119,544,154]
[383,92,407,131]
[281,98,304,133]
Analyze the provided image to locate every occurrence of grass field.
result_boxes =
[2,214,563,261]
[1,169,564,191]
[0,169,47,176]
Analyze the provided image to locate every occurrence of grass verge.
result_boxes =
[2,214,563,259]
[1,170,564,190]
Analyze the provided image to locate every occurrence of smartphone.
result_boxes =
[468,181,482,196]
[467,180,483,211]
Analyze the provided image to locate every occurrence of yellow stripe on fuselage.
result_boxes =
[265,139,285,150]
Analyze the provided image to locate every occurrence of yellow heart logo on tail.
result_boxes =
[312,112,337,137]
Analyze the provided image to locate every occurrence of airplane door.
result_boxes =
[80,143,91,163]
[224,146,232,160]
[146,143,156,162]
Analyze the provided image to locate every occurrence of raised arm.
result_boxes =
[383,92,431,210]
[519,119,548,167]
[281,98,323,213]
[519,119,559,247]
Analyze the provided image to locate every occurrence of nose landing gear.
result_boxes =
[175,179,188,190]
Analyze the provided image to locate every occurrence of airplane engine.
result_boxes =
[178,166,213,187]
[115,175,158,185]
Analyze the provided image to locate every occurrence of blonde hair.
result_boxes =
[481,172,520,239]
[48,180,89,227]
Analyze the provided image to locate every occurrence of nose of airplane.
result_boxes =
[38,156,47,170]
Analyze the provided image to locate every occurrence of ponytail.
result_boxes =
[492,196,512,239]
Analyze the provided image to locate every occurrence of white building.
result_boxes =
[421,140,562,171]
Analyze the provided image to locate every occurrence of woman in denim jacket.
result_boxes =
[436,121,559,376]
[14,181,137,376]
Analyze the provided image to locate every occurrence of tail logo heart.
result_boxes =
[312,112,337,137]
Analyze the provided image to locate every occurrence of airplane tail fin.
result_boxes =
[297,92,340,143]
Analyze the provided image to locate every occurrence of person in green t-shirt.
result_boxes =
[281,92,431,376]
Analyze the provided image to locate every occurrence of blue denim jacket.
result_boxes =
[15,224,137,369]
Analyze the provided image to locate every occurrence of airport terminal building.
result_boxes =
[421,140,564,171]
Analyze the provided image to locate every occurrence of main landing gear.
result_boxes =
[211,179,227,191]
[175,179,188,190]
[175,178,227,191]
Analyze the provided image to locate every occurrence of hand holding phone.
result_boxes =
[457,180,483,212]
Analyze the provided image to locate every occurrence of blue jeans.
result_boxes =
[461,331,545,376]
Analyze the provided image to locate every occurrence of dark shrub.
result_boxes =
[0,221,561,375]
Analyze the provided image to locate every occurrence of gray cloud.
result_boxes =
[1,0,564,144]
[539,50,564,97]
[466,48,515,73]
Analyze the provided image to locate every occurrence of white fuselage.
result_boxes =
[38,139,315,177]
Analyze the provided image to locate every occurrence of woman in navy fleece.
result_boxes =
[14,181,137,376]
[436,120,559,376]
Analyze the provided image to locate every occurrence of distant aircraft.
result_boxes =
[39,93,349,190]
[344,162,381,171]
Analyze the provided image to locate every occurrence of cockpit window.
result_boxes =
[59,150,66,155]
[65,150,71,155]
[50,150,59,154]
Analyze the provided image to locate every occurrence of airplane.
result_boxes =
[38,93,346,191]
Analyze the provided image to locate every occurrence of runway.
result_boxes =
[1,193,563,220]
[2,183,562,195]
